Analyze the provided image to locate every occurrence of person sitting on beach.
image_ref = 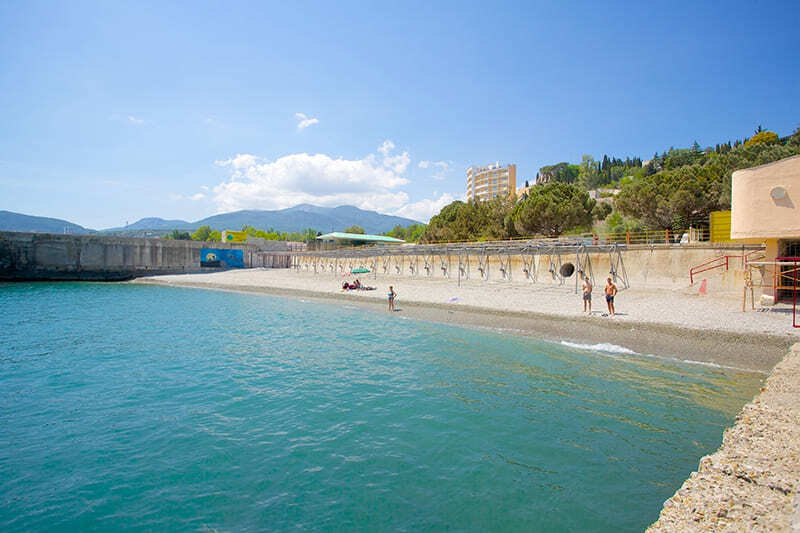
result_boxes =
[388,285,396,312]
[605,277,618,317]
[581,276,592,314]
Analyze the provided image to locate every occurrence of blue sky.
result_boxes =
[0,1,798,228]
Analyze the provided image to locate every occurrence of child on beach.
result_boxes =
[605,277,618,316]
[388,286,396,312]
[581,276,592,314]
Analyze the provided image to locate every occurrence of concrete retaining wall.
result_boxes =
[294,243,764,292]
[0,231,289,281]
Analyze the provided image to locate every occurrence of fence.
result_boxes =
[415,228,707,247]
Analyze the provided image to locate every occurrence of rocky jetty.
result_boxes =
[648,343,800,532]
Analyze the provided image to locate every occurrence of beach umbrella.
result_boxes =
[350,267,370,274]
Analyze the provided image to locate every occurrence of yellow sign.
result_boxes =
[710,211,732,242]
[222,230,247,243]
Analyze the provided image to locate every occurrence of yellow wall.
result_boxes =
[222,230,248,243]
[709,211,732,242]
[731,155,800,240]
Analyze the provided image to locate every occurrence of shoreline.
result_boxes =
[131,277,791,374]
[647,343,800,531]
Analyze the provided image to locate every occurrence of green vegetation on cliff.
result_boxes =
[615,129,800,229]
[420,126,800,242]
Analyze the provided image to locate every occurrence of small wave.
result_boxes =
[560,341,638,355]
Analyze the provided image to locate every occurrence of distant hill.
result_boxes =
[0,205,422,237]
[103,217,194,232]
[0,210,94,234]
[105,205,421,235]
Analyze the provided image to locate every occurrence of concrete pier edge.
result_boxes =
[647,342,800,532]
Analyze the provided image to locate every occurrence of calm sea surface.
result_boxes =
[0,282,762,532]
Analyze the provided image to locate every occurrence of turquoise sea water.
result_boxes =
[0,282,762,532]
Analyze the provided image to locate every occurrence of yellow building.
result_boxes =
[731,154,800,302]
[467,163,516,202]
[222,230,248,243]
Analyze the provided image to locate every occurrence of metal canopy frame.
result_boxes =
[293,240,630,290]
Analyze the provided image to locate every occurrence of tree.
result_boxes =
[191,225,214,242]
[615,140,800,228]
[419,200,498,243]
[744,130,779,147]
[578,154,601,189]
[208,230,222,242]
[510,182,596,236]
[343,225,365,234]
[165,229,191,240]
[538,162,579,184]
[593,202,612,221]
[385,223,427,242]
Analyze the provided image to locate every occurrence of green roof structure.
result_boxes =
[316,232,405,244]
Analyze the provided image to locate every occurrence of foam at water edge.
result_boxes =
[560,341,638,355]
[560,341,760,373]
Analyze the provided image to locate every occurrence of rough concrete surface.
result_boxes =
[647,343,800,532]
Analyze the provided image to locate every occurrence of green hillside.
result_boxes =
[421,126,800,243]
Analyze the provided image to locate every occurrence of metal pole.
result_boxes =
[458,251,461,288]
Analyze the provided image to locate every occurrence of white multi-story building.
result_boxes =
[467,162,517,202]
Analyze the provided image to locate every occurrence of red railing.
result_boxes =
[690,255,729,284]
[795,259,799,329]
[775,257,800,328]
[689,249,766,284]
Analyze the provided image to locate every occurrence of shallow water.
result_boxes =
[0,282,762,532]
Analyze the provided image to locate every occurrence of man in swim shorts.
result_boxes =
[605,277,618,317]
[388,285,396,312]
[581,276,592,314]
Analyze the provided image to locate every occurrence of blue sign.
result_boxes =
[200,248,244,268]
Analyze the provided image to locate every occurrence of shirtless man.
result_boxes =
[605,277,618,316]
[581,276,592,314]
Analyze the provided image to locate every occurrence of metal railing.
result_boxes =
[689,249,765,284]
[418,228,708,247]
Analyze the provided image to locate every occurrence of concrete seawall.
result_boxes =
[294,243,764,292]
[647,343,800,532]
[0,231,289,281]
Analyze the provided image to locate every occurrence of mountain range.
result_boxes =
[0,210,94,235]
[0,205,422,236]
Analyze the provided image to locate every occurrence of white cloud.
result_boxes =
[169,192,207,201]
[127,115,144,125]
[211,140,453,222]
[294,112,319,130]
[418,160,451,180]
[213,142,411,214]
[383,152,410,174]
[394,193,454,222]
[377,139,410,173]
[200,185,210,191]
[378,140,395,156]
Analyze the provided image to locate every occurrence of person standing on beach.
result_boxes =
[605,277,618,316]
[582,276,592,314]
[388,286,396,312]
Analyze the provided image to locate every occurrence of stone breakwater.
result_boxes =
[648,343,800,532]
